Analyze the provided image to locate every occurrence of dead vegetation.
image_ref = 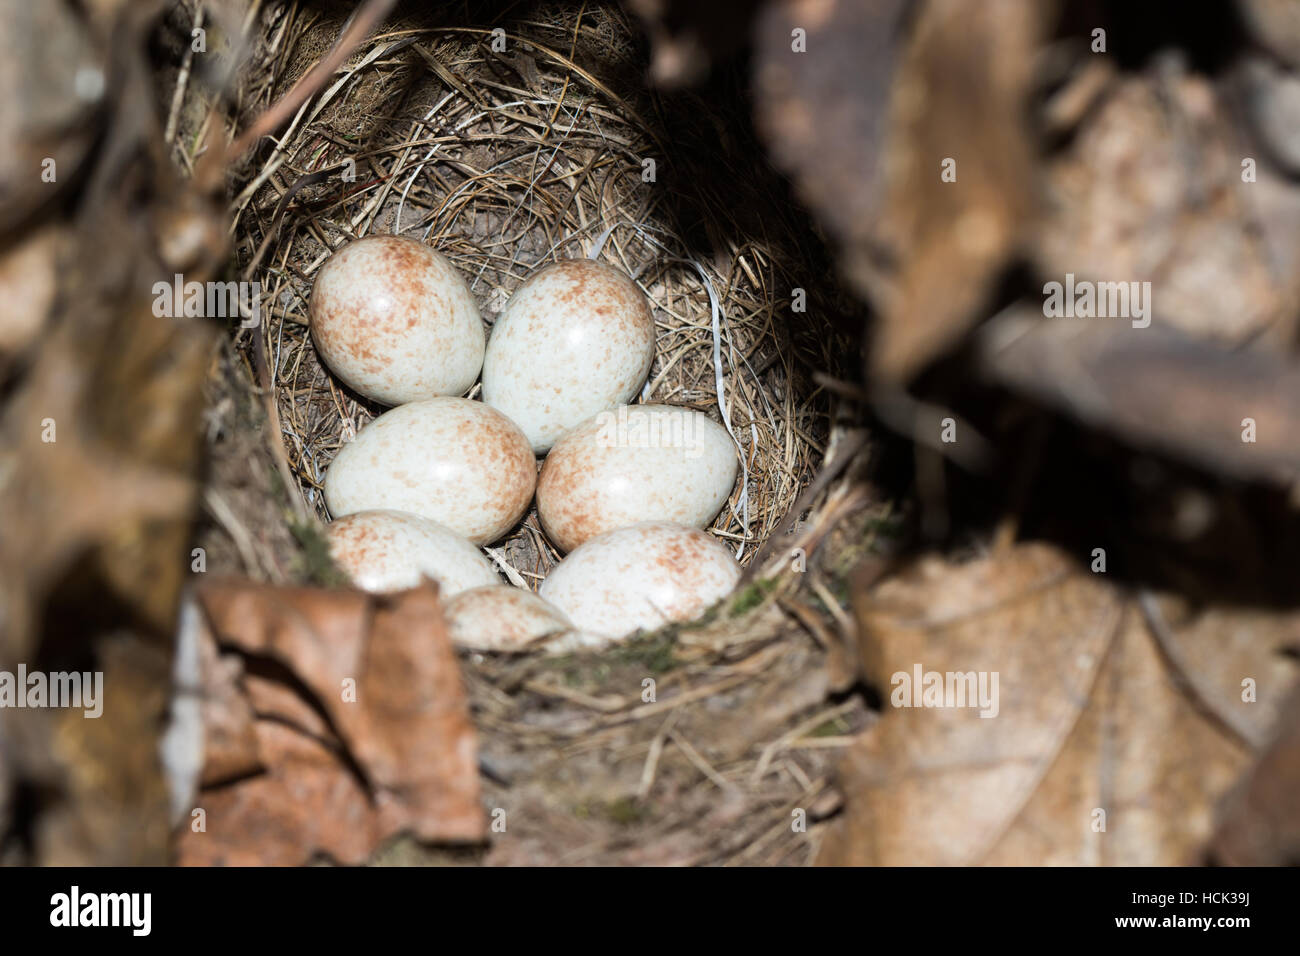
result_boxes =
[4,0,1299,867]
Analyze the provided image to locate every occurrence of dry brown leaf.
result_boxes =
[0,202,213,867]
[176,580,484,866]
[194,620,261,788]
[184,720,379,867]
[753,0,906,269]
[0,0,232,864]
[624,0,757,87]
[755,0,1045,383]
[976,308,1300,485]
[869,0,1044,383]
[1034,71,1295,345]
[0,1,99,233]
[820,542,1299,865]
[1239,0,1300,68]
[1209,685,1300,865]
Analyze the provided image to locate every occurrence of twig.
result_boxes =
[165,5,205,146]
[225,0,399,163]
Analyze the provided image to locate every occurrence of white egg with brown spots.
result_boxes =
[443,586,574,652]
[539,521,741,639]
[481,257,656,453]
[324,397,536,545]
[537,404,738,553]
[327,510,498,595]
[310,234,485,405]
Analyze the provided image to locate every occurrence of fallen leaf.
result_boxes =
[0,0,98,233]
[1208,685,1300,865]
[194,618,261,788]
[820,542,1299,865]
[753,0,906,271]
[184,720,379,867]
[1238,0,1300,68]
[975,307,1300,485]
[755,0,1046,383]
[176,580,484,866]
[0,0,226,864]
[624,0,758,87]
[1033,70,1294,345]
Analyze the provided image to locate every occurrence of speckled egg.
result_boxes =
[310,234,485,405]
[327,510,499,595]
[539,522,741,639]
[537,404,738,552]
[481,257,656,453]
[443,586,574,652]
[324,397,536,545]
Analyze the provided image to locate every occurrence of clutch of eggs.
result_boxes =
[537,404,738,553]
[310,235,485,405]
[309,241,749,646]
[324,397,535,545]
[481,258,656,453]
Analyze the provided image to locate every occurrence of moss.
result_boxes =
[560,660,611,687]
[729,576,778,616]
[827,574,852,606]
[265,458,289,502]
[609,630,677,673]
[572,797,643,826]
[866,512,905,544]
[809,717,847,738]
[802,570,853,617]
[290,517,348,587]
[681,604,719,629]
[602,796,644,826]
[546,630,678,694]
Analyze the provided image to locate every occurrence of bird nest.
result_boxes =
[226,2,848,585]
[197,1,882,866]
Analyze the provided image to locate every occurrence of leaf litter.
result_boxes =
[177,580,483,866]
[819,543,1299,865]
[5,0,1300,868]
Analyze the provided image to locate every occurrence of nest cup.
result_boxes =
[231,3,845,600]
